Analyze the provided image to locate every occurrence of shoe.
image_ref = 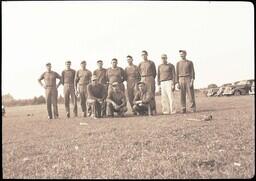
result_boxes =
[48,116,53,119]
[133,112,137,116]
[66,112,70,118]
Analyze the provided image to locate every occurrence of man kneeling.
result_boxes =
[133,81,155,116]
[106,82,127,117]
[87,75,107,119]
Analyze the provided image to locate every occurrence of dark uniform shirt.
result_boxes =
[107,89,127,106]
[62,69,76,85]
[133,90,154,106]
[93,68,107,85]
[106,67,125,84]
[124,65,141,82]
[157,63,176,85]
[39,71,61,87]
[138,60,156,78]
[75,69,92,85]
[87,83,106,99]
[176,60,195,82]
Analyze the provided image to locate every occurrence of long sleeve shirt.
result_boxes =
[38,71,61,87]
[138,60,156,78]
[106,67,125,84]
[157,63,176,85]
[75,69,92,86]
[176,60,195,82]
[124,65,141,82]
[93,68,107,85]
[133,90,154,105]
[87,83,107,100]
[107,90,127,106]
[61,69,76,85]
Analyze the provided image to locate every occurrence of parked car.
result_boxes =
[223,79,254,96]
[216,83,232,96]
[249,80,255,95]
[207,84,219,97]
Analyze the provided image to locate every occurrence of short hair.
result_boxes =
[137,81,146,86]
[179,50,187,54]
[46,62,51,66]
[97,60,103,63]
[127,55,133,59]
[65,60,71,64]
[81,60,86,64]
[141,50,148,55]
[112,58,118,62]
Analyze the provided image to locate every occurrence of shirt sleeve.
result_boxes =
[176,62,179,83]
[120,67,125,82]
[171,64,176,84]
[190,61,195,80]
[152,61,157,78]
[75,70,79,86]
[55,72,61,79]
[133,92,140,104]
[135,66,141,81]
[61,71,65,84]
[124,68,128,81]
[157,65,160,85]
[89,71,92,83]
[38,72,45,81]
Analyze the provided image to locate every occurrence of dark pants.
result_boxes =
[141,76,156,113]
[87,99,106,118]
[133,103,152,115]
[127,79,139,113]
[64,84,78,116]
[45,87,58,118]
[179,76,196,112]
[106,102,127,116]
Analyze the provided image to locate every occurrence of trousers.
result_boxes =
[64,84,78,115]
[179,76,196,111]
[45,87,58,118]
[160,80,176,114]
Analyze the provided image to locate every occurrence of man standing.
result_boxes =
[87,75,107,119]
[157,54,176,114]
[62,61,78,118]
[133,82,155,116]
[75,60,92,117]
[38,63,61,119]
[138,50,157,114]
[106,58,126,93]
[124,55,141,115]
[93,60,108,88]
[176,50,196,113]
[106,82,127,117]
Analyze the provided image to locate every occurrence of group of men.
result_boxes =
[38,50,196,119]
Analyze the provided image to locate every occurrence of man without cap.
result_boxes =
[38,63,62,119]
[157,54,176,114]
[75,60,92,117]
[87,75,107,119]
[176,50,196,113]
[106,82,127,117]
[106,58,126,94]
[138,50,157,114]
[124,55,141,115]
[133,81,155,116]
[61,61,78,118]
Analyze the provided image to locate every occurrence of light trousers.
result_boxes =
[160,80,176,114]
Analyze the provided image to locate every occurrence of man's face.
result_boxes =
[112,60,117,68]
[46,65,51,72]
[81,62,86,69]
[179,52,186,59]
[138,84,145,92]
[97,62,103,69]
[66,62,71,69]
[141,53,148,61]
[161,56,167,64]
[127,57,133,65]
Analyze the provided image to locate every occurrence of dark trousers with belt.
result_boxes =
[45,87,58,118]
[141,76,156,113]
[64,84,78,116]
[179,76,196,112]
[78,84,88,115]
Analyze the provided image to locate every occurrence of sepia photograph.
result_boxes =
[2,1,255,179]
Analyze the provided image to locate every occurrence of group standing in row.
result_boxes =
[38,50,196,119]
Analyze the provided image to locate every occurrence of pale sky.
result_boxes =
[2,1,254,99]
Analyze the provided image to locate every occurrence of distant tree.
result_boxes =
[37,95,46,104]
[2,93,15,103]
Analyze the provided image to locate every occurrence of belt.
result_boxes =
[160,79,173,82]
[79,83,89,86]
[178,75,191,77]
[141,75,153,77]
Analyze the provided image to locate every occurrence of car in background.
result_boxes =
[216,83,232,96]
[207,84,219,97]
[249,80,255,95]
[223,79,254,96]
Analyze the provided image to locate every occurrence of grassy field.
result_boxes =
[2,95,255,179]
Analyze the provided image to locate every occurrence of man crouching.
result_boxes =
[106,82,128,117]
[87,75,107,119]
[133,81,155,116]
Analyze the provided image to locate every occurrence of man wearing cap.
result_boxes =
[75,60,92,117]
[61,61,78,118]
[87,75,107,118]
[124,55,141,115]
[157,54,176,114]
[106,58,125,94]
[106,82,127,117]
[133,81,155,116]
[176,50,196,113]
[93,60,108,88]
[38,63,62,119]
